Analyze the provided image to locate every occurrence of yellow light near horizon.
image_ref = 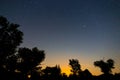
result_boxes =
[43,51,120,76]
[61,66,71,75]
[27,75,31,78]
[60,64,102,76]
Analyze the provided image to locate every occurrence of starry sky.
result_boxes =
[0,0,120,75]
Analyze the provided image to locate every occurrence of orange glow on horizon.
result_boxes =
[61,66,71,75]
[43,52,120,76]
[60,65,102,76]
[60,65,119,76]
[42,62,119,76]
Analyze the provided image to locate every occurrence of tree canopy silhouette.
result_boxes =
[0,16,23,58]
[69,59,82,75]
[0,16,45,80]
[94,59,115,74]
[17,47,45,74]
[0,16,23,77]
[42,65,61,80]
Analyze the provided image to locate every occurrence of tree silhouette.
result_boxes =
[0,16,23,79]
[0,16,23,66]
[0,16,45,80]
[42,65,61,80]
[0,16,23,57]
[94,59,115,74]
[18,47,44,71]
[69,59,82,75]
[16,47,45,79]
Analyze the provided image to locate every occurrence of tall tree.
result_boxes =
[94,59,114,74]
[0,16,23,59]
[0,16,45,80]
[69,59,82,75]
[0,16,23,76]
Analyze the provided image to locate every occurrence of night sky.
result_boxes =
[0,0,120,75]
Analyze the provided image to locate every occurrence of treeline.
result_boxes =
[0,16,120,80]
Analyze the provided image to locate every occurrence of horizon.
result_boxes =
[41,56,119,76]
[0,0,120,75]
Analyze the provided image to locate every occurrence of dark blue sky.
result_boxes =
[0,0,120,75]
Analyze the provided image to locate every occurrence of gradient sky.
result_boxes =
[0,0,120,75]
